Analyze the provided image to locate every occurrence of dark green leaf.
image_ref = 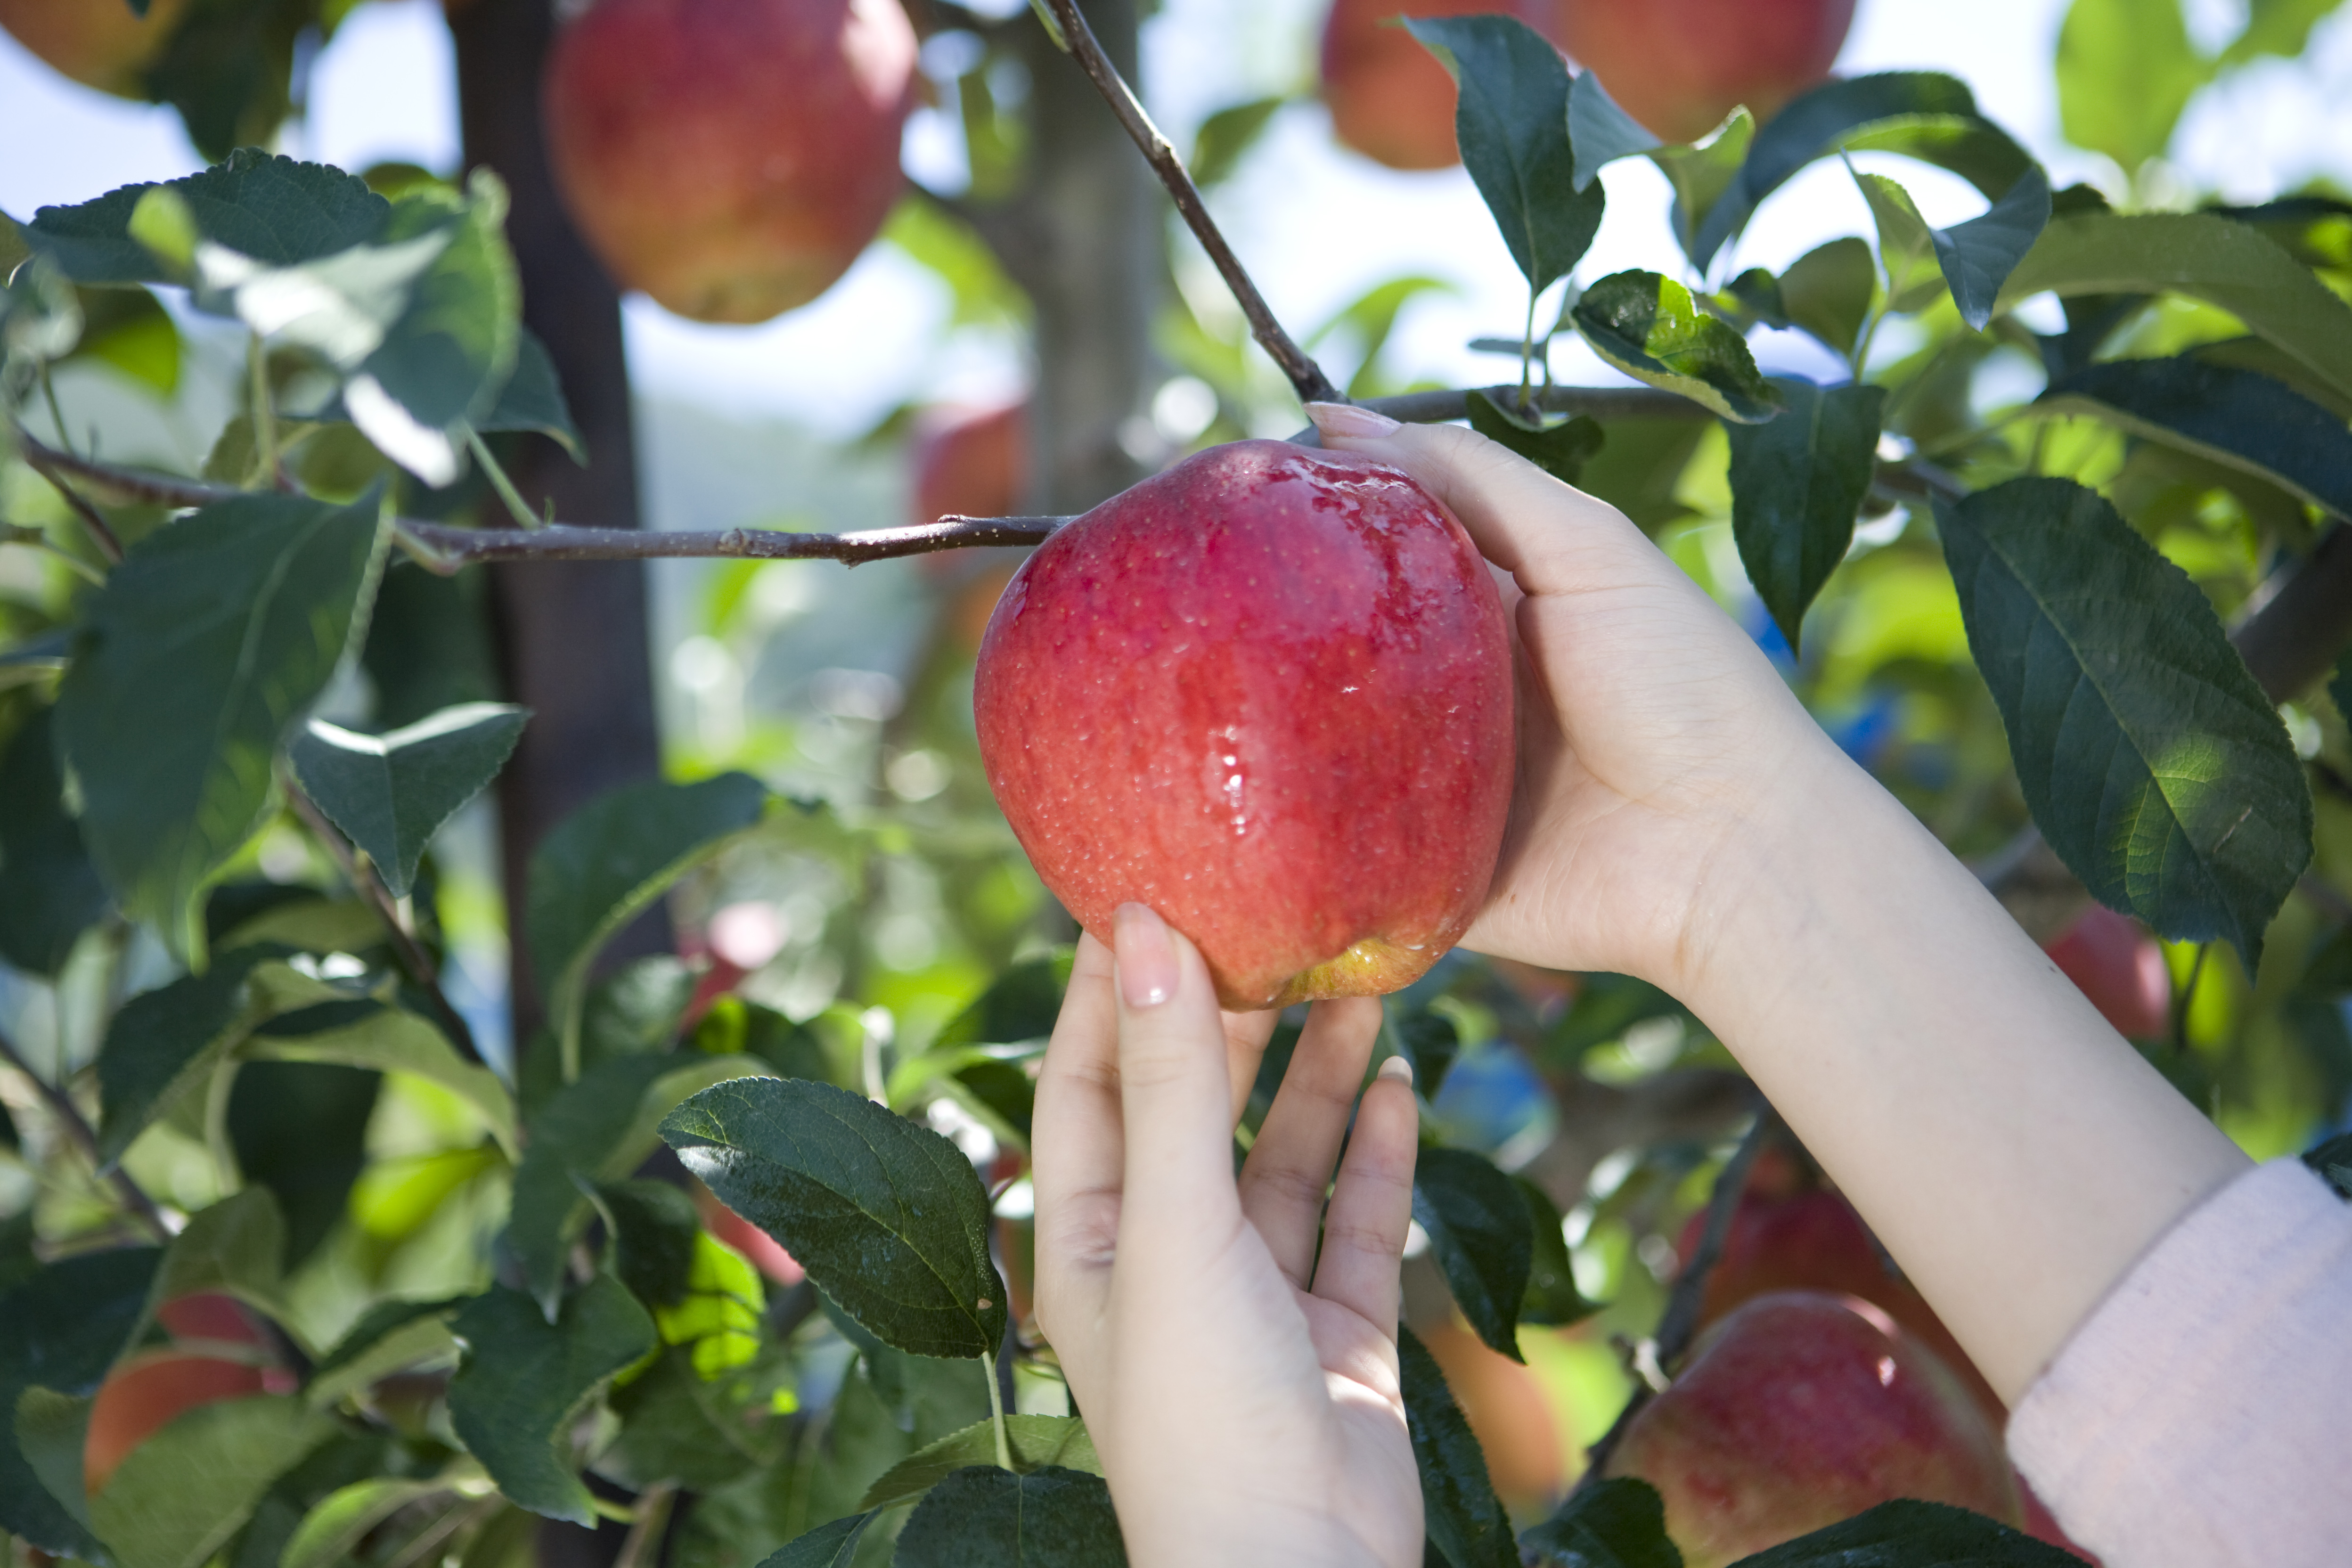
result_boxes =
[1413,1147,1532,1360]
[2303,1130,2352,1200]
[598,1345,765,1493]
[596,1179,702,1307]
[1934,163,2050,330]
[1399,1325,1517,1568]
[1575,419,1711,531]
[1394,1009,1461,1101]
[0,707,110,974]
[1727,379,1888,652]
[1190,96,1288,188]
[1542,972,1695,1064]
[931,949,1073,1049]
[1729,1497,2082,1565]
[288,702,528,898]
[0,1248,158,1558]
[1466,392,1606,485]
[57,490,384,958]
[858,1415,1101,1511]
[662,1077,1007,1359]
[227,1061,380,1270]
[1571,270,1781,424]
[147,1,316,161]
[692,995,848,1085]
[1514,1178,1597,1328]
[1520,1478,1680,1568]
[239,990,518,1158]
[446,1279,658,1525]
[1715,269,1788,332]
[2057,0,2208,171]
[1568,71,1662,191]
[304,1297,464,1405]
[24,152,388,286]
[95,949,279,1168]
[1405,16,1605,294]
[361,562,501,730]
[148,1187,287,1327]
[88,1396,337,1568]
[474,327,583,460]
[1936,478,2311,964]
[1650,113,1752,265]
[894,1466,1127,1568]
[1778,238,1876,359]
[2037,357,2352,519]
[757,1512,874,1568]
[13,1388,97,1546]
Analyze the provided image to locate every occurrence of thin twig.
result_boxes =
[284,780,489,1069]
[0,1024,173,1238]
[18,441,126,564]
[1035,0,1342,406]
[612,1482,677,1568]
[395,514,1070,574]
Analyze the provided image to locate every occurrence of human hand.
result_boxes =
[1306,405,1839,992]
[1031,906,1423,1568]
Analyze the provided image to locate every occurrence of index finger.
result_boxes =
[1030,934,1123,1334]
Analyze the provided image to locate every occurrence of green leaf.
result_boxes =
[13,1388,97,1545]
[146,3,317,161]
[24,153,389,286]
[64,286,181,395]
[474,327,583,460]
[692,996,850,1085]
[1936,478,2311,964]
[226,1060,381,1271]
[1571,270,1781,423]
[525,772,769,1070]
[1568,71,1662,191]
[1399,1325,1517,1568]
[1413,1147,1532,1361]
[1520,1477,1680,1567]
[1778,238,1878,359]
[599,1344,765,1493]
[1189,96,1288,188]
[0,707,110,975]
[1933,163,2051,330]
[0,208,28,279]
[893,1466,1127,1568]
[56,490,384,959]
[758,1512,875,1568]
[147,1188,288,1333]
[931,949,1073,1050]
[277,1476,454,1568]
[87,1396,336,1568]
[2303,1129,2352,1199]
[1405,15,1605,294]
[644,1230,765,1380]
[95,949,280,1168]
[1714,269,1788,332]
[241,992,518,1159]
[1650,113,1752,265]
[1727,379,1888,653]
[304,1297,465,1407]
[1730,1497,2081,1565]
[288,703,528,898]
[1998,212,2352,409]
[1466,392,1606,485]
[596,1179,702,1307]
[1514,1177,1598,1328]
[1308,275,1458,400]
[0,1249,158,1558]
[2037,357,2352,519]
[1855,172,1948,314]
[2222,0,2348,64]
[2057,0,2210,170]
[858,1415,1101,1512]
[661,1077,1008,1360]
[361,564,501,731]
[445,1279,658,1525]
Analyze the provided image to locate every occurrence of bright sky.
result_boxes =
[5,0,2352,438]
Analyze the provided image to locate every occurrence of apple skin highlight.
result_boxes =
[974,440,1514,1012]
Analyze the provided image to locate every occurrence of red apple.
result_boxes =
[1552,0,1855,143]
[1319,0,1557,171]
[1421,1320,1568,1506]
[543,0,917,323]
[913,402,1029,528]
[2043,905,2171,1039]
[972,440,1514,1011]
[0,0,187,97]
[85,1351,267,1493]
[1605,1292,2020,1568]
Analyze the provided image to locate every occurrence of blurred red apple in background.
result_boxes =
[973,440,1514,1011]
[1319,0,1556,171]
[2043,905,2171,1040]
[0,0,187,97]
[1552,0,1855,143]
[1421,1320,1568,1507]
[1605,1292,2020,1567]
[85,1294,284,1495]
[913,402,1029,527]
[543,0,917,323]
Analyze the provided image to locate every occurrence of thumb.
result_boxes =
[1111,903,1243,1237]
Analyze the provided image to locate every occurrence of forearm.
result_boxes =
[1669,735,2250,1405]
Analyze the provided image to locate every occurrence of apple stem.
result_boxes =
[1033,0,1345,408]
[0,1023,177,1240]
[981,1348,1014,1470]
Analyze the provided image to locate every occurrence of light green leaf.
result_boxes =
[893,1466,1127,1568]
[56,490,385,960]
[288,703,528,898]
[1568,70,1662,191]
[1936,478,2311,965]
[240,989,518,1159]
[87,1396,337,1568]
[1189,96,1289,188]
[1570,270,1781,423]
[23,153,388,286]
[0,706,111,976]
[445,1280,658,1526]
[1519,1477,1678,1568]
[1727,379,1889,653]
[858,1417,1102,1513]
[2222,0,2348,64]
[277,1476,456,1568]
[2057,0,2209,170]
[662,1077,1007,1360]
[64,286,181,395]
[1413,1148,1532,1361]
[1399,1326,1516,1568]
[0,1249,158,1559]
[1855,172,1947,313]
[1650,112,1752,265]
[95,949,281,1168]
[1778,237,1877,359]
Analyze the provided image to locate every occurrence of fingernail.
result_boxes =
[1305,402,1402,438]
[1112,903,1178,1009]
[1378,1054,1414,1085]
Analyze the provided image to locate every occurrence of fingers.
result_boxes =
[1108,905,1246,1249]
[1310,1055,1421,1335]
[1223,1007,1281,1127]
[1237,996,1384,1288]
[1030,932,1123,1348]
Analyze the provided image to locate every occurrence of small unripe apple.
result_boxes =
[1552,0,1855,143]
[1319,0,1557,172]
[2043,905,2170,1040]
[0,0,188,97]
[1606,1292,2020,1568]
[543,0,917,323]
[974,440,1514,1011]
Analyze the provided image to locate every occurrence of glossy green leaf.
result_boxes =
[278,1476,453,1568]
[95,949,280,1168]
[858,1415,1102,1512]
[289,702,528,898]
[1855,173,1947,313]
[88,1396,336,1568]
[1999,213,2352,408]
[475,327,582,459]
[1514,1178,1598,1329]
[1568,71,1662,191]
[445,1279,658,1525]
[2057,0,2208,171]
[1399,1325,1517,1568]
[1936,478,2311,964]
[1727,379,1888,653]
[1466,392,1606,485]
[1730,1498,2081,1564]
[894,1465,1127,1568]
[1651,113,1752,265]
[1405,15,1605,294]
[1520,1477,1680,1567]
[23,152,388,286]
[0,1248,156,1558]
[1571,270,1781,423]
[1778,238,1876,359]
[2037,357,2352,519]
[57,490,384,959]
[242,992,518,1158]
[1413,1147,1532,1361]
[0,707,109,975]
[662,1077,1008,1359]
[759,1512,874,1568]
[1189,95,1288,188]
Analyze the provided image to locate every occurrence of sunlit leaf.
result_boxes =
[1778,237,1877,359]
[289,702,528,898]
[1571,270,1780,423]
[2057,0,2208,171]
[1190,96,1288,187]
[1413,1147,1532,1360]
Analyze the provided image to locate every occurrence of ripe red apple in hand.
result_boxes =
[2043,905,2171,1040]
[1605,1292,2021,1568]
[1319,0,1557,171]
[543,0,916,323]
[1553,0,1855,143]
[974,440,1514,1011]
